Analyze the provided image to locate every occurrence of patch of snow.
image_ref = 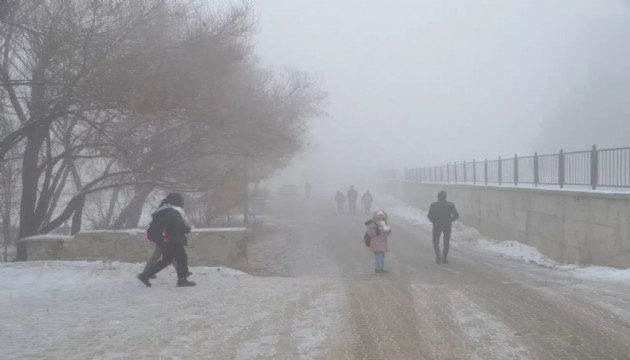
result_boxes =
[20,234,74,241]
[192,227,249,233]
[0,261,341,359]
[79,229,145,235]
[469,238,577,270]
[569,266,630,282]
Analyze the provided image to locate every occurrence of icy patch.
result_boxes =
[292,291,339,359]
[569,266,630,282]
[234,317,279,360]
[450,291,530,359]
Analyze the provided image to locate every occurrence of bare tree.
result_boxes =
[0,1,325,262]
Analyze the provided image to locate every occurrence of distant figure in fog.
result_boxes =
[361,190,373,215]
[335,191,346,214]
[427,190,459,265]
[365,210,391,273]
[304,182,311,199]
[346,185,359,215]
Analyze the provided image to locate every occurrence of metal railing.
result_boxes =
[404,145,630,190]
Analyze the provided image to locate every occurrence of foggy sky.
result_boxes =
[254,0,630,184]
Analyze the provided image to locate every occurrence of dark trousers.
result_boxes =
[144,241,189,279]
[432,225,452,259]
[348,201,357,215]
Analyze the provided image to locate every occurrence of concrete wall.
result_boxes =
[19,228,251,270]
[394,181,630,268]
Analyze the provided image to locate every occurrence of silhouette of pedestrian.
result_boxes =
[346,185,358,215]
[361,190,373,215]
[427,190,459,264]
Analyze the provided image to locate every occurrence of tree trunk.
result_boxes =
[102,188,120,229]
[2,206,10,262]
[111,185,154,229]
[71,196,85,235]
[39,195,84,235]
[16,129,47,260]
[125,186,154,228]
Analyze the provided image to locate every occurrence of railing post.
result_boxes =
[463,161,467,184]
[447,164,450,183]
[499,156,503,186]
[591,144,598,190]
[534,152,539,187]
[514,154,518,186]
[558,149,564,189]
[484,158,488,186]
[473,159,476,184]
[440,165,443,183]
[454,162,458,183]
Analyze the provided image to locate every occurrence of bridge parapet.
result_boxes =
[18,228,251,270]
[390,180,630,268]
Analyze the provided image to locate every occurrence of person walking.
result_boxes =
[142,199,194,279]
[346,185,359,215]
[427,190,459,264]
[361,190,373,215]
[335,191,346,214]
[137,193,195,287]
[365,210,391,273]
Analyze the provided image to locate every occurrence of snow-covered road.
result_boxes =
[2,197,630,359]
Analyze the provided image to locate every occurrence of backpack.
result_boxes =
[146,220,165,243]
[364,232,371,247]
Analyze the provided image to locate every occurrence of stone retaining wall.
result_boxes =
[19,228,250,270]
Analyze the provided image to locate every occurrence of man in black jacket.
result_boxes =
[346,185,359,215]
[138,193,195,287]
[427,190,459,264]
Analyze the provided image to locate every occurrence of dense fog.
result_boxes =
[255,0,630,188]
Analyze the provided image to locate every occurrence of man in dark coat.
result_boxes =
[427,190,459,264]
[346,185,359,215]
[361,190,373,215]
[138,193,195,287]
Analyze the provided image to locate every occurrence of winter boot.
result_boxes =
[442,257,448,264]
[435,256,442,265]
[137,273,152,287]
[177,279,196,287]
